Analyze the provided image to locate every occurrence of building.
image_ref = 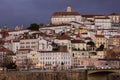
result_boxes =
[95,16,111,29]
[16,49,31,68]
[94,34,108,49]
[108,13,120,23]
[20,37,39,50]
[71,40,87,51]
[37,51,71,70]
[109,35,120,47]
[51,6,82,25]
[39,37,53,51]
[39,24,71,33]
[11,40,20,53]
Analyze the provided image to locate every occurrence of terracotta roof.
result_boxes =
[98,29,118,30]
[82,15,95,18]
[13,40,20,42]
[18,49,32,51]
[76,34,80,38]
[84,37,92,40]
[38,51,68,53]
[109,13,120,16]
[57,34,70,40]
[0,46,13,55]
[95,35,105,38]
[98,59,120,61]
[71,40,85,43]
[82,14,103,18]
[94,16,110,19]
[112,35,120,38]
[52,12,80,16]
[41,24,71,28]
[0,31,9,38]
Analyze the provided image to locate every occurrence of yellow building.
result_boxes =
[94,34,108,49]
[73,28,87,34]
[112,35,120,47]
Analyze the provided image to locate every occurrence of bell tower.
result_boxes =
[66,6,72,12]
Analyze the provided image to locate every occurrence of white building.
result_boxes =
[16,49,31,68]
[51,6,82,25]
[39,24,71,33]
[20,38,39,50]
[108,13,120,23]
[38,51,71,70]
[71,40,87,51]
[8,29,30,36]
[39,38,53,51]
[95,16,111,29]
[11,40,20,53]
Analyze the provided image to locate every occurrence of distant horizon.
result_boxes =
[1,0,120,29]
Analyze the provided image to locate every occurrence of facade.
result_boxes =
[27,50,39,69]
[71,40,87,51]
[95,16,111,29]
[11,40,20,53]
[94,34,108,48]
[108,13,120,23]
[109,35,120,47]
[98,59,120,68]
[8,29,30,36]
[97,29,119,38]
[39,38,53,51]
[38,51,71,70]
[20,38,39,50]
[1,7,120,71]
[16,49,31,68]
[39,24,71,33]
[51,6,82,25]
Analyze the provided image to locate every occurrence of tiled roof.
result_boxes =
[52,12,80,16]
[38,51,68,53]
[0,46,13,55]
[18,49,32,51]
[109,13,120,15]
[56,34,70,40]
[82,14,103,17]
[41,24,71,28]
[95,34,105,38]
[112,35,120,38]
[71,40,85,43]
[84,37,92,40]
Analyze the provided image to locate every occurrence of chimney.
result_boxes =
[66,6,72,12]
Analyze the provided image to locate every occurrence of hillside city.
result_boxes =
[0,6,120,71]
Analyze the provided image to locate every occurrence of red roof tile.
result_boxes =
[95,35,105,38]
[52,12,80,16]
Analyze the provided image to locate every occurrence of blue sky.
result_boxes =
[0,0,120,29]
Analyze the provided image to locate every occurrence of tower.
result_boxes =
[66,6,72,12]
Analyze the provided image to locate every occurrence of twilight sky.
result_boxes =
[0,0,120,29]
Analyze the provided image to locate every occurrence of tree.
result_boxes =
[87,41,95,51]
[27,23,39,31]
[6,62,17,69]
[96,44,104,51]
[0,54,12,67]
[87,41,95,47]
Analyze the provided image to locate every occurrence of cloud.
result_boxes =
[0,0,120,29]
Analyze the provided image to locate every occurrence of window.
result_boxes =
[26,46,30,48]
[31,42,36,44]
[26,42,30,44]
[82,53,84,55]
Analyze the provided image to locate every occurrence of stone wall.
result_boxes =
[0,71,85,80]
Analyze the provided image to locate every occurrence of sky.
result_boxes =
[0,0,120,29]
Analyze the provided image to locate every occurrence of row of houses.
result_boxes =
[0,6,120,70]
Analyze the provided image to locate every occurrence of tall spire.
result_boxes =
[66,6,72,12]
